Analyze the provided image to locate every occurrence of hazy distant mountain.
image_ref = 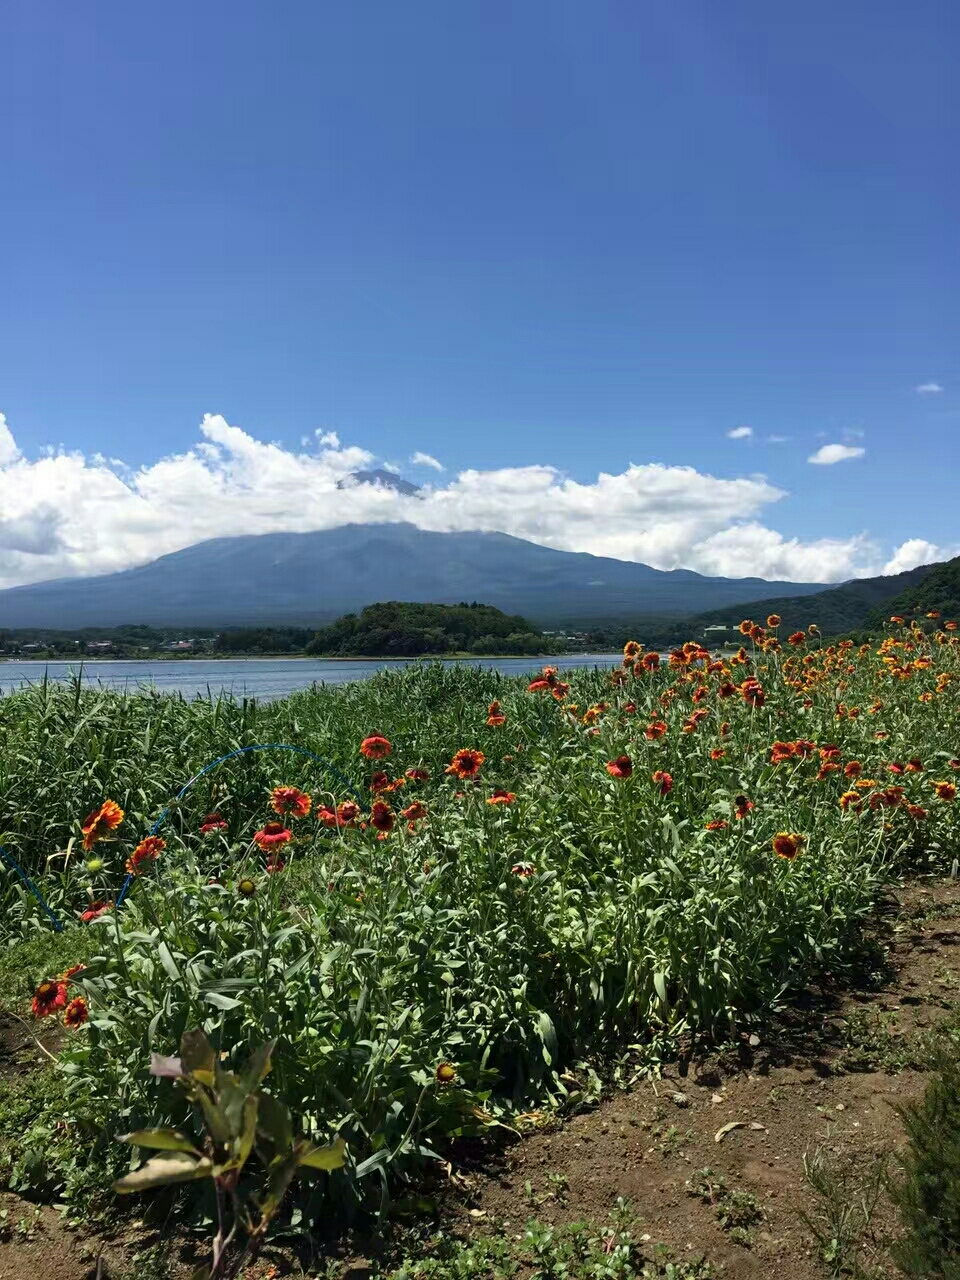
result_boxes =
[0,523,828,629]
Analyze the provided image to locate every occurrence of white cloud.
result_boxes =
[0,410,943,589]
[411,451,444,471]
[766,435,789,444]
[882,538,958,575]
[727,426,753,439]
[315,430,340,447]
[916,382,943,394]
[381,461,401,474]
[0,414,21,466]
[808,443,866,465]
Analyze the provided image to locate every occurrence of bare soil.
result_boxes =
[0,875,958,1279]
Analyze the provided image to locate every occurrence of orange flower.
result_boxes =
[719,721,730,737]
[766,614,782,628]
[528,678,552,692]
[839,790,862,812]
[405,767,430,782]
[641,652,660,672]
[486,700,506,727]
[843,761,862,778]
[946,621,958,631]
[80,901,112,923]
[486,789,517,805]
[253,822,291,850]
[788,631,806,646]
[652,770,673,796]
[445,748,485,779]
[81,799,124,851]
[890,615,905,625]
[926,610,941,619]
[733,794,754,820]
[61,964,86,982]
[623,640,642,660]
[370,800,395,833]
[739,620,755,636]
[511,862,536,879]
[932,781,957,802]
[645,720,668,740]
[710,748,725,760]
[705,819,728,831]
[817,763,840,780]
[270,786,311,818]
[772,832,804,860]
[905,758,924,772]
[606,756,633,779]
[741,678,765,707]
[906,804,927,820]
[125,835,165,876]
[370,771,391,794]
[770,741,796,764]
[199,813,228,835]
[32,979,66,1019]
[360,735,392,759]
[63,996,89,1029]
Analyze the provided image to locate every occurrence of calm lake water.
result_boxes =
[0,655,621,701]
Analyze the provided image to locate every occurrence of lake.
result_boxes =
[0,655,622,701]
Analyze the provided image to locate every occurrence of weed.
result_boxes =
[799,1146,889,1278]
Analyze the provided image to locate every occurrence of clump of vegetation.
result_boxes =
[686,1169,763,1246]
[0,615,957,1239]
[305,601,550,656]
[889,1045,960,1277]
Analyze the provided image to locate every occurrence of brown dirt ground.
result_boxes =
[0,875,958,1279]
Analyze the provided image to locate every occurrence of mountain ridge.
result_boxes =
[0,523,831,629]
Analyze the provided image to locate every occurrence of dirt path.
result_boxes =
[0,876,957,1278]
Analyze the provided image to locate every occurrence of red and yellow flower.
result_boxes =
[652,770,673,796]
[81,800,124,850]
[605,756,633,779]
[270,786,311,818]
[32,979,66,1019]
[253,822,292,850]
[772,832,804,860]
[63,997,89,1029]
[445,748,485,779]
[360,735,392,759]
[125,835,165,876]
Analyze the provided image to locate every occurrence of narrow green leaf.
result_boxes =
[119,1129,201,1155]
[653,972,668,1004]
[156,941,181,984]
[112,1151,212,1193]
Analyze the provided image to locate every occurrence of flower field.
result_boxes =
[1,617,958,1221]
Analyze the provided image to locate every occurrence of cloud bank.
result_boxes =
[0,412,950,591]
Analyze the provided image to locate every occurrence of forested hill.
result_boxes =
[689,561,937,638]
[863,556,960,629]
[305,602,550,656]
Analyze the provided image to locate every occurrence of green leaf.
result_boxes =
[112,1151,213,1193]
[156,940,181,984]
[118,1129,201,1156]
[195,1090,233,1148]
[297,1136,346,1172]
[238,1039,276,1095]
[255,1091,293,1166]
[653,972,668,1005]
[202,991,242,1011]
[258,1150,299,1222]
[189,1268,212,1280]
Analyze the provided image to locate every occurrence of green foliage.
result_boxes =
[113,1028,344,1279]
[890,1046,960,1277]
[864,557,960,632]
[306,602,549,656]
[691,562,938,639]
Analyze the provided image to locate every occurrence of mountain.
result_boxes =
[0,523,827,629]
[862,556,960,629]
[336,469,422,497]
[689,560,939,638]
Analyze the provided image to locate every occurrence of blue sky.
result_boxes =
[1,0,957,586]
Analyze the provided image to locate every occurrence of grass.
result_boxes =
[0,622,956,1254]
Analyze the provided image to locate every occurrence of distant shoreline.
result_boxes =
[0,652,619,665]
